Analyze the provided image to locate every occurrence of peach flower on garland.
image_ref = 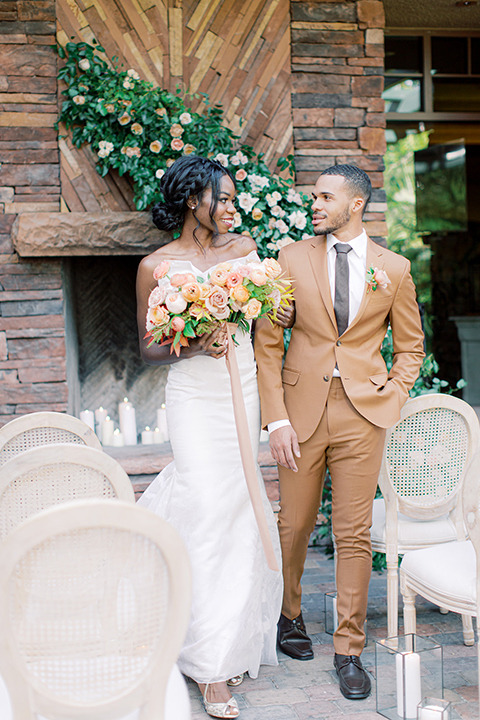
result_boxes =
[199,283,211,299]
[118,111,131,125]
[171,138,184,152]
[170,123,184,137]
[150,140,162,153]
[252,207,263,221]
[131,122,143,135]
[166,158,175,167]
[154,260,170,280]
[235,169,247,182]
[205,286,230,319]
[146,305,169,330]
[230,284,250,305]
[235,265,251,278]
[184,143,196,155]
[155,107,167,117]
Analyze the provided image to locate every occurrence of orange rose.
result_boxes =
[171,316,185,332]
[230,285,250,304]
[170,272,196,288]
[262,257,282,279]
[243,298,262,319]
[249,269,268,286]
[181,281,201,302]
[150,305,169,325]
[225,271,243,289]
[153,260,170,280]
[210,267,229,286]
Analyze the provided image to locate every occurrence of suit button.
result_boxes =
[323,375,329,382]
[336,340,341,346]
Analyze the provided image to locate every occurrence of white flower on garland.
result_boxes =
[73,95,86,105]
[287,188,303,206]
[179,112,192,125]
[123,78,134,90]
[271,204,285,218]
[233,212,242,228]
[214,153,229,167]
[127,68,140,80]
[230,150,249,166]
[155,168,165,179]
[277,236,295,249]
[266,191,282,207]
[288,209,308,230]
[78,58,90,71]
[238,192,259,213]
[302,232,311,240]
[97,140,114,158]
[275,219,289,234]
[266,242,277,251]
[248,173,269,193]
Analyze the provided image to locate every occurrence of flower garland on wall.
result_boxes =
[57,41,314,258]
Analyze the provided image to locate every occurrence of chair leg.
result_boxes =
[461,614,475,646]
[386,559,398,639]
[401,577,417,636]
[439,607,449,615]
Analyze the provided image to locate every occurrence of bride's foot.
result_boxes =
[227,673,244,687]
[198,682,239,718]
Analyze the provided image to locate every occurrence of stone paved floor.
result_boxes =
[187,546,478,720]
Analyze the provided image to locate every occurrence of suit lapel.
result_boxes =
[346,237,385,334]
[307,238,336,330]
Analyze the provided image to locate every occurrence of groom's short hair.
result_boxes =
[320,164,372,211]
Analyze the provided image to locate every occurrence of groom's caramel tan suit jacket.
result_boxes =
[255,235,425,442]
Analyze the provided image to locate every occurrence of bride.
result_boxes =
[136,155,283,718]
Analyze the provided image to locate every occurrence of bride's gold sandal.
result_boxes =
[202,683,239,718]
[226,674,244,687]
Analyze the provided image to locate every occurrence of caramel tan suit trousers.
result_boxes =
[255,236,425,655]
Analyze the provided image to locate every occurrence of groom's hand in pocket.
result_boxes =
[269,425,301,472]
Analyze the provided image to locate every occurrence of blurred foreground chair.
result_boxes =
[0,499,192,720]
[400,449,480,697]
[370,393,480,642]
[0,411,101,466]
[0,444,134,540]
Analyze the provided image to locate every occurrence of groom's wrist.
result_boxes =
[267,419,291,433]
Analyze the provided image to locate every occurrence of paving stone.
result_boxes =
[244,687,308,705]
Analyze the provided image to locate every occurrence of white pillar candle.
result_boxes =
[141,426,154,445]
[418,706,446,720]
[121,404,137,445]
[332,596,338,632]
[396,652,421,718]
[79,410,95,431]
[94,407,108,437]
[153,427,164,444]
[101,416,114,446]
[111,429,124,447]
[156,404,169,442]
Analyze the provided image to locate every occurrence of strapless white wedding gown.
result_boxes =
[138,252,282,684]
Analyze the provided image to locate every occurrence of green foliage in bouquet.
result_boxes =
[56,41,314,258]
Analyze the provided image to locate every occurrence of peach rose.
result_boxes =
[170,272,196,288]
[170,123,184,137]
[148,286,166,307]
[262,257,282,279]
[155,107,167,117]
[225,271,243,289]
[165,292,188,314]
[131,122,143,135]
[118,112,131,125]
[252,207,263,221]
[171,138,184,152]
[216,262,233,272]
[199,283,211,299]
[171,316,185,332]
[210,267,229,286]
[235,168,247,182]
[249,269,268,286]
[147,305,169,328]
[373,268,391,289]
[149,140,162,153]
[154,260,170,280]
[183,143,196,155]
[243,298,262,319]
[230,284,250,304]
[235,265,251,278]
[181,281,201,302]
[166,158,175,167]
[205,286,230,319]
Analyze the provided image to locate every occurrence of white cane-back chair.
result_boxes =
[400,449,480,699]
[0,411,101,466]
[371,393,480,642]
[0,499,192,720]
[0,444,134,540]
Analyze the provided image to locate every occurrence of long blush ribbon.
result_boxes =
[224,322,279,572]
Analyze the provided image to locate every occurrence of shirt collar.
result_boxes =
[326,228,368,259]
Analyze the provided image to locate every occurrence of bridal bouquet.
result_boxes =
[145,257,292,355]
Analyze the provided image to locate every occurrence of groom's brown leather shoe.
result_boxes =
[277,613,314,660]
[334,654,371,699]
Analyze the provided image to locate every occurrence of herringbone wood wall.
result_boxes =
[57,0,294,212]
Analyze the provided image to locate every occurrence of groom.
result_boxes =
[255,164,424,700]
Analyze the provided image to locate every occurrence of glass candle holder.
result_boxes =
[324,591,368,645]
[417,698,451,720]
[375,634,443,720]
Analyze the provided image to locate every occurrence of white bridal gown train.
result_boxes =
[138,253,283,684]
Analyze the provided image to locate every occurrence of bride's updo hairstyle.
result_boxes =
[152,155,236,242]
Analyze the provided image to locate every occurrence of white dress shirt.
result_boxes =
[268,229,368,433]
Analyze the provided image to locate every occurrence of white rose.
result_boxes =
[155,168,165,179]
[287,189,303,205]
[271,205,285,218]
[248,173,269,193]
[179,112,192,125]
[165,292,187,314]
[127,68,140,79]
[79,58,90,71]
[233,212,242,228]
[214,153,229,167]
[230,150,248,166]
[266,191,282,207]
[123,79,134,89]
[73,95,86,105]
[288,210,307,230]
[275,219,289,234]
[238,192,259,213]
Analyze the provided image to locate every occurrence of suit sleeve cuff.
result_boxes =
[267,419,291,433]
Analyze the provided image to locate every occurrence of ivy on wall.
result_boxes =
[57,41,314,259]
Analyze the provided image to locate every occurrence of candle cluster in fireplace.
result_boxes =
[79,399,169,446]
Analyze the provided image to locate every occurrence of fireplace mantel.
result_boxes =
[12,212,172,256]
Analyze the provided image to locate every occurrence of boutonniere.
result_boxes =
[366,266,391,292]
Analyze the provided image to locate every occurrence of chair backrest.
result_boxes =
[0,499,192,720]
[378,393,480,526]
[0,444,135,540]
[0,411,101,467]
